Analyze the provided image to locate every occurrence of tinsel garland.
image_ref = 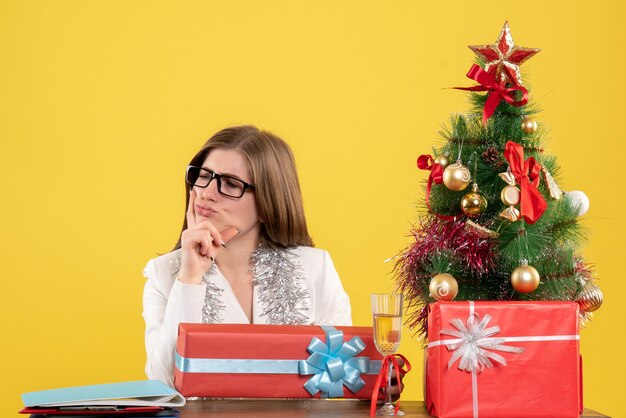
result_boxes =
[201,264,226,324]
[172,246,310,325]
[171,256,226,324]
[400,217,498,276]
[251,246,311,325]
[394,216,499,340]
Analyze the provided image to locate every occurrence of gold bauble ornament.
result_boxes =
[511,261,540,293]
[461,183,488,218]
[521,116,538,134]
[434,154,450,169]
[577,282,603,313]
[443,162,471,191]
[429,273,459,301]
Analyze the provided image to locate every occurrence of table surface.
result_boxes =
[179,400,610,417]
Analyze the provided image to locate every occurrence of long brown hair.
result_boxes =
[173,125,314,251]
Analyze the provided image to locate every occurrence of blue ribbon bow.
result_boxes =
[298,326,371,398]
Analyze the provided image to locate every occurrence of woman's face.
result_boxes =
[193,149,260,242]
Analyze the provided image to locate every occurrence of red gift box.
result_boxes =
[426,301,582,418]
[174,323,383,399]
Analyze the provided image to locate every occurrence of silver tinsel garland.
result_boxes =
[251,246,310,325]
[201,263,226,324]
[172,246,310,324]
[171,256,225,324]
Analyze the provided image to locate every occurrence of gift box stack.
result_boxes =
[394,21,602,418]
[174,323,383,399]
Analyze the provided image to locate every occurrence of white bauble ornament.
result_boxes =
[565,191,590,216]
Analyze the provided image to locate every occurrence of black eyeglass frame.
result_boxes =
[186,165,255,198]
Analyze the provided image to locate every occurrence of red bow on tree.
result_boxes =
[417,155,443,193]
[504,141,547,224]
[455,64,529,125]
[417,155,456,221]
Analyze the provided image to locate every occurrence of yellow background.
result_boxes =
[1,1,624,416]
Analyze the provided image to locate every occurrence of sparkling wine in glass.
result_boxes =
[371,293,403,416]
[373,313,402,355]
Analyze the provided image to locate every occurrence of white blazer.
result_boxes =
[142,246,352,387]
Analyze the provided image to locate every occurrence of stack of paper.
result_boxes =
[20,380,185,417]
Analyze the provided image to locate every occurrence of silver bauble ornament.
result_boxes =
[577,282,603,313]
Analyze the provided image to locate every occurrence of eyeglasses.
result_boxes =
[186,165,255,198]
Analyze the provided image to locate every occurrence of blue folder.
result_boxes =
[21,380,186,408]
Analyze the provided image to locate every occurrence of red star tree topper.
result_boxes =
[469,21,540,86]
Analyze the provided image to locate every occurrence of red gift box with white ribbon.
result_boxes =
[426,301,582,418]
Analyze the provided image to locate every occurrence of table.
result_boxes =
[179,400,610,417]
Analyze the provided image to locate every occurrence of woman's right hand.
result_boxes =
[178,189,238,284]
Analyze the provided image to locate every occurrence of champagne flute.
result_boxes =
[371,293,403,416]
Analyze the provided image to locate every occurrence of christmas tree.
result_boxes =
[395,22,603,340]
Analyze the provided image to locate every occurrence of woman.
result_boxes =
[142,126,352,387]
